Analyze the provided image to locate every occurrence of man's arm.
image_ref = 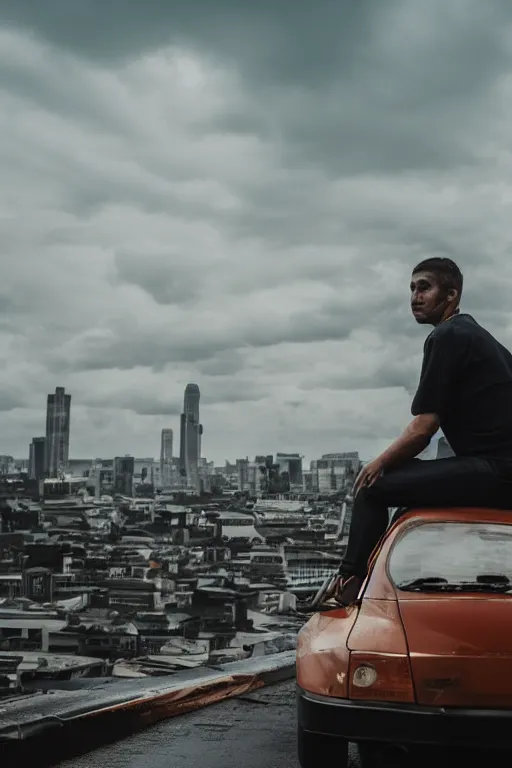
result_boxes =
[354,327,463,492]
[378,413,440,468]
[354,413,440,493]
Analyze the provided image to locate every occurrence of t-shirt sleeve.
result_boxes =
[411,330,461,418]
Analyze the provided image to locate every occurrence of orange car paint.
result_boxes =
[296,507,512,708]
[346,599,408,654]
[296,607,358,697]
[399,597,512,707]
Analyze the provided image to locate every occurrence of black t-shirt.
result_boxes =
[411,314,512,459]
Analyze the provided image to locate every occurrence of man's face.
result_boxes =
[410,270,448,325]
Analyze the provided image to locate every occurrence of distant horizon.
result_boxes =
[8,448,370,466]
[9,440,446,467]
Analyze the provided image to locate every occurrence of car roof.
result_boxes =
[391,506,512,527]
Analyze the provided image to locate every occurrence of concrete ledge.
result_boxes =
[0,651,296,744]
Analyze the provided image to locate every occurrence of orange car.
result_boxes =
[296,507,512,767]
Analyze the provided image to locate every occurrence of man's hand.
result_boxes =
[354,457,385,495]
[352,414,440,497]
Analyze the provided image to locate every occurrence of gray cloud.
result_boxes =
[195,351,245,378]
[2,0,509,182]
[1,2,512,461]
[81,390,183,417]
[47,290,412,373]
[115,251,201,305]
[0,393,26,412]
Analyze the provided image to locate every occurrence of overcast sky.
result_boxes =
[1,1,512,464]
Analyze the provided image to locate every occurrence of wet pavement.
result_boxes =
[21,681,509,768]
[53,681,364,768]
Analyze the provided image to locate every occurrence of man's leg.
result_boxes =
[340,456,512,582]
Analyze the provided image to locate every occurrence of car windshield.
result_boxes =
[388,522,512,592]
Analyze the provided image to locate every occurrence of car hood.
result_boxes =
[398,596,512,707]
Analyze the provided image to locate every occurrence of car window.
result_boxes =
[388,522,512,588]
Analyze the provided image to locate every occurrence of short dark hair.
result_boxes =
[412,257,463,301]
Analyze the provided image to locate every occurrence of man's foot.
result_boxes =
[332,575,362,606]
[306,574,338,610]
[305,574,362,612]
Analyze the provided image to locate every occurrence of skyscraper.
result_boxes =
[160,428,173,486]
[113,455,134,496]
[179,384,202,487]
[29,437,46,482]
[45,387,71,477]
[275,453,303,485]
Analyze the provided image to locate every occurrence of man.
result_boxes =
[329,257,512,606]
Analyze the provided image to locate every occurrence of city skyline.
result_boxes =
[5,380,445,468]
[2,379,413,465]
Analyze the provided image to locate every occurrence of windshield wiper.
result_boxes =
[475,573,510,585]
[396,577,448,591]
[397,574,512,593]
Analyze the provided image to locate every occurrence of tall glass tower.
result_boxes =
[160,428,173,486]
[45,387,71,477]
[179,384,202,487]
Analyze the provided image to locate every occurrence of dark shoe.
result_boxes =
[307,574,338,610]
[304,574,362,612]
[333,575,362,606]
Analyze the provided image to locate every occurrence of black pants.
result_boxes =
[340,456,512,579]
